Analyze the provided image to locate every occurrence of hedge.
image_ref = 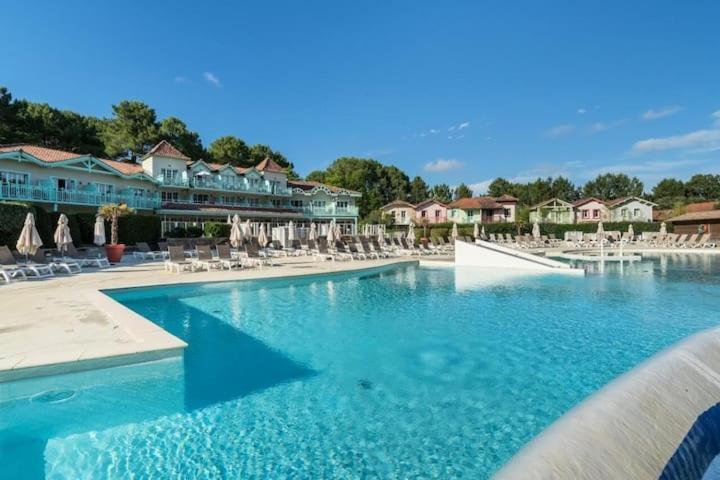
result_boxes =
[392,221,670,241]
[204,221,231,238]
[0,202,32,248]
[117,215,162,245]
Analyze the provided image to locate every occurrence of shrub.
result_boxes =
[186,226,204,238]
[0,202,32,248]
[205,222,231,238]
[117,215,162,244]
[73,213,97,245]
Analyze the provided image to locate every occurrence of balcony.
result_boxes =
[155,175,292,196]
[301,205,359,217]
[0,184,160,210]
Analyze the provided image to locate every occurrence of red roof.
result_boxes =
[0,144,84,162]
[572,197,605,207]
[143,140,190,160]
[415,198,448,209]
[255,157,286,173]
[449,196,508,209]
[100,159,144,175]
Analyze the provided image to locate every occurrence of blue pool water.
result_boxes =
[2,254,720,479]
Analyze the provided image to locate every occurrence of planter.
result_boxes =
[105,244,126,263]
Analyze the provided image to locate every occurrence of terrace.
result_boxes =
[0,183,160,210]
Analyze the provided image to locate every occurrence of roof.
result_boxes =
[605,196,657,208]
[100,159,144,175]
[667,210,720,222]
[288,179,360,195]
[0,144,84,162]
[685,201,718,213]
[572,197,605,207]
[415,198,447,209]
[495,194,519,202]
[449,197,504,209]
[530,197,573,209]
[381,200,415,210]
[255,157,286,173]
[142,140,190,161]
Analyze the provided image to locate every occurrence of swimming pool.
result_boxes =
[2,255,720,479]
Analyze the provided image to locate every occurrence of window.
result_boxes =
[582,209,589,219]
[95,183,115,195]
[467,210,474,219]
[290,200,303,208]
[337,201,348,209]
[634,208,641,218]
[161,191,179,202]
[272,199,283,207]
[621,208,628,219]
[504,208,511,217]
[161,168,179,183]
[421,210,427,218]
[435,210,441,219]
[312,200,326,207]
[0,171,29,185]
[56,178,77,190]
[249,198,260,207]
[593,209,600,219]
[401,210,406,219]
[192,194,209,204]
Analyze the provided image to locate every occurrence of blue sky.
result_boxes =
[2,1,719,193]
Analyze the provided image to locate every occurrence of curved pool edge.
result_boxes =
[494,324,720,479]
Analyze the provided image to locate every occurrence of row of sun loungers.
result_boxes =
[482,231,718,250]
[0,244,111,283]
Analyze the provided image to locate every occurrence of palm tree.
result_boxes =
[98,203,133,245]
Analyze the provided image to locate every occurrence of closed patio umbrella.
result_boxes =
[407,223,415,242]
[628,224,635,238]
[226,214,232,225]
[54,213,73,255]
[230,215,243,248]
[93,216,106,246]
[257,224,268,247]
[242,219,251,242]
[481,225,486,240]
[451,222,458,240]
[473,223,479,239]
[532,222,541,240]
[377,226,385,246]
[309,222,318,241]
[327,220,336,244]
[288,221,296,241]
[16,212,43,259]
[596,222,605,241]
[660,222,667,235]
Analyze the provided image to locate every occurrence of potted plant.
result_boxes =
[98,203,134,263]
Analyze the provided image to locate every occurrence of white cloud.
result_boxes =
[429,129,440,134]
[589,122,607,133]
[589,159,704,176]
[642,106,682,120]
[448,126,455,131]
[712,110,720,126]
[577,108,586,114]
[468,179,493,195]
[203,72,222,87]
[424,158,463,172]
[419,133,426,137]
[458,121,470,129]
[544,124,574,138]
[174,76,189,83]
[632,129,720,153]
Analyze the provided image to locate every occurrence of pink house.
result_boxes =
[415,199,448,224]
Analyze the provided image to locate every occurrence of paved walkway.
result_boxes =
[0,255,432,381]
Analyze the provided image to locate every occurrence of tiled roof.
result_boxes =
[415,198,447,209]
[667,210,720,222]
[572,197,605,207]
[449,197,504,209]
[495,194,519,202]
[685,201,718,213]
[255,157,286,173]
[100,159,144,175]
[382,200,415,210]
[143,140,190,160]
[0,144,85,162]
[288,179,360,195]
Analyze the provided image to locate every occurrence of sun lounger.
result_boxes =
[133,242,167,260]
[193,244,221,271]
[245,243,273,267]
[358,239,380,259]
[32,249,81,274]
[165,246,193,273]
[215,244,242,270]
[61,244,110,268]
[347,242,366,260]
[692,233,711,248]
[681,233,699,248]
[312,239,336,262]
[333,241,355,261]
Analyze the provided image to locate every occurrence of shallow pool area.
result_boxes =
[3,255,720,478]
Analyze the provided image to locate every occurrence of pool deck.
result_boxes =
[0,255,430,382]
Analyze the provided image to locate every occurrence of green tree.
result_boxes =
[208,135,250,166]
[322,157,385,217]
[454,183,473,200]
[487,178,514,197]
[306,170,327,183]
[431,184,453,203]
[102,100,159,158]
[408,176,430,203]
[551,176,579,201]
[651,178,687,209]
[685,174,720,200]
[158,117,205,160]
[0,86,16,143]
[582,173,644,199]
[378,165,410,203]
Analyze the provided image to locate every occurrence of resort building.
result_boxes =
[605,196,656,222]
[528,198,574,224]
[447,195,518,224]
[381,200,417,225]
[414,199,448,224]
[0,141,361,235]
[572,197,609,223]
[668,210,720,236]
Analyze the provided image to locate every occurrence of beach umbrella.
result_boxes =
[93,216,106,246]
[53,214,73,254]
[226,214,232,225]
[327,220,336,244]
[242,219,251,242]
[257,224,268,247]
[288,221,296,241]
[309,222,318,241]
[16,212,43,258]
[473,223,479,239]
[451,222,458,240]
[335,224,343,241]
[377,226,385,246]
[596,222,605,241]
[532,222,541,240]
[481,225,486,240]
[408,223,415,241]
[230,215,243,248]
[660,222,667,235]
[628,224,635,238]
